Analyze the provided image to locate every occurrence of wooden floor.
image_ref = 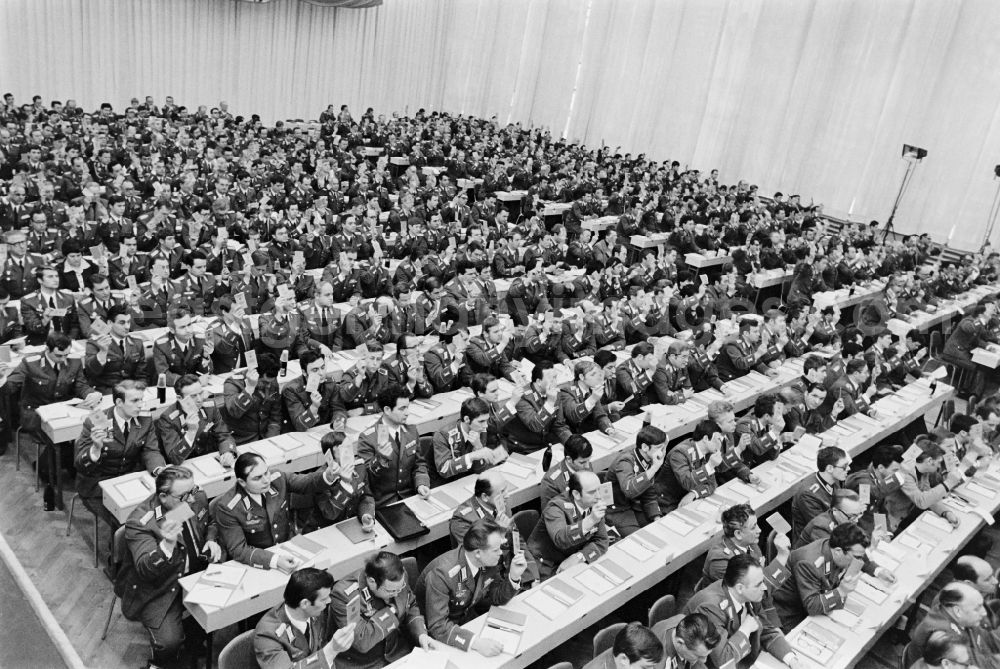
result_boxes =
[0,400,962,669]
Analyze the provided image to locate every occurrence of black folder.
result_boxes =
[375,502,430,542]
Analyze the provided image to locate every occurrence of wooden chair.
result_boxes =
[647,594,676,628]
[901,641,921,669]
[935,399,955,428]
[593,622,627,658]
[100,525,129,639]
[651,613,685,643]
[218,630,259,669]
[401,556,420,590]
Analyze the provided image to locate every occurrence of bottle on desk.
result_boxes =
[279,350,289,377]
[157,373,167,404]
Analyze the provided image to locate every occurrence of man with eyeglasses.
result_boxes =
[912,583,998,669]
[790,446,849,539]
[330,551,436,668]
[116,465,222,669]
[684,553,803,669]
[911,631,977,669]
[794,488,881,549]
[772,522,895,632]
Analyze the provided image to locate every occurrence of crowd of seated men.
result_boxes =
[2,93,1000,669]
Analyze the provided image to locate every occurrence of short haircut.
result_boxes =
[235,452,266,481]
[870,443,904,469]
[106,303,130,322]
[473,474,495,498]
[693,419,721,442]
[707,400,734,421]
[257,352,280,378]
[817,446,847,472]
[574,360,598,380]
[721,503,755,538]
[46,331,72,351]
[283,567,335,608]
[922,630,967,667]
[803,355,826,375]
[531,359,554,383]
[829,522,870,551]
[377,383,408,412]
[636,425,666,451]
[831,488,860,508]
[364,551,405,587]
[594,349,617,367]
[460,397,490,422]
[154,465,194,496]
[753,394,781,418]
[631,342,655,358]
[951,559,981,585]
[174,373,202,395]
[469,373,496,396]
[112,379,146,403]
[299,348,323,370]
[564,434,593,461]
[674,613,721,654]
[169,304,194,323]
[950,414,978,435]
[611,622,664,664]
[723,553,761,588]
[938,582,967,609]
[462,517,505,552]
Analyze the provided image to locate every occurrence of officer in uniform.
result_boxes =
[657,421,727,513]
[521,314,563,365]
[135,256,183,328]
[795,489,869,549]
[423,325,468,393]
[652,341,694,404]
[355,385,430,508]
[715,320,771,382]
[221,353,284,445]
[790,446,849,539]
[0,286,22,343]
[602,425,666,538]
[701,504,792,627]
[282,348,346,431]
[464,316,517,380]
[844,443,905,534]
[151,305,213,386]
[207,293,257,373]
[540,434,594,509]
[1,229,45,298]
[339,343,392,415]
[380,340,434,400]
[76,273,141,338]
[253,567,355,669]
[615,342,659,415]
[73,379,163,525]
[431,398,503,483]
[505,268,550,326]
[772,523,894,632]
[558,311,598,360]
[173,250,223,316]
[83,303,147,393]
[559,360,615,435]
[415,518,526,655]
[156,374,236,466]
[301,433,376,533]
[527,470,609,580]
[116,466,222,669]
[295,280,344,356]
[3,332,103,509]
[683,553,802,668]
[329,551,434,669]
[21,265,79,344]
[213,451,346,570]
[257,293,302,359]
[502,360,571,457]
[342,297,399,349]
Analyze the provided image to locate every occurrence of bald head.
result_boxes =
[569,470,602,510]
[940,581,987,628]
[477,470,509,500]
[954,555,998,597]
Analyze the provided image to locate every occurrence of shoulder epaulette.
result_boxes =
[226,494,241,510]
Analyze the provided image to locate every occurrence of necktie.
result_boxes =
[180,521,201,574]
[321,309,329,328]
[122,419,130,443]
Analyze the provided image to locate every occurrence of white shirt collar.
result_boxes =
[283,606,308,634]
[113,407,131,433]
[464,553,480,577]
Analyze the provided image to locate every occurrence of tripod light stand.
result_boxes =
[883,144,927,242]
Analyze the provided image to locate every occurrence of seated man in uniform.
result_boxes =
[602,425,666,538]
[431,397,506,483]
[254,567,356,669]
[527,470,609,580]
[415,518,528,656]
[540,434,594,509]
[582,622,664,669]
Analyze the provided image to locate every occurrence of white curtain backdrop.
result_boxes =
[2,0,1000,249]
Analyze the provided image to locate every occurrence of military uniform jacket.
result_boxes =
[151,333,213,386]
[465,336,516,380]
[683,580,792,668]
[330,569,427,669]
[687,347,725,393]
[73,408,164,499]
[313,460,376,527]
[651,362,692,405]
[715,337,762,382]
[415,547,517,651]
[208,318,257,373]
[845,465,904,533]
[1,253,45,298]
[911,604,1000,669]
[658,439,720,511]
[432,424,494,481]
[84,334,146,393]
[795,508,852,549]
[155,402,236,465]
[0,304,21,343]
[944,316,996,360]
[172,273,223,316]
[258,310,302,356]
[213,470,333,569]
[734,416,782,469]
[76,294,140,339]
[503,387,572,452]
[338,367,394,414]
[379,354,434,400]
[355,420,429,507]
[21,289,78,344]
[772,538,875,631]
[253,602,338,669]
[540,459,593,510]
[521,324,562,364]
[135,280,183,328]
[790,474,840,539]
[593,312,625,350]
[603,447,661,522]
[558,321,598,360]
[615,358,655,415]
[342,307,398,349]
[116,491,217,626]
[282,376,344,432]
[8,354,94,433]
[701,536,791,596]
[527,491,608,570]
[296,301,344,354]
[423,346,463,394]
[558,383,613,435]
[222,375,283,445]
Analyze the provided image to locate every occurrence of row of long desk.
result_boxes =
[176,357,810,633]
[755,441,1000,668]
[379,377,952,668]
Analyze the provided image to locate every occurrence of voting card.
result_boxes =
[337,442,354,470]
[49,307,68,317]
[180,395,199,416]
[126,275,139,293]
[858,483,871,506]
[305,375,320,393]
[90,317,112,337]
[874,513,888,535]
[244,350,258,369]
[766,512,792,536]
[345,594,362,627]
[233,292,248,311]
[277,283,294,300]
[293,250,305,265]
[165,501,195,525]
[598,482,614,506]
[843,556,864,581]
[90,244,106,260]
[511,529,521,554]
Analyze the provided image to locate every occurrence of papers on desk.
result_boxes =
[574,566,614,595]
[185,584,237,609]
[523,587,567,619]
[276,535,325,568]
[390,648,457,669]
[115,477,152,499]
[588,431,622,452]
[502,453,537,480]
[480,607,526,655]
[853,575,891,605]
[187,457,228,479]
[791,620,845,665]
[660,513,697,536]
[242,439,285,463]
[186,563,247,608]
[964,481,997,501]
